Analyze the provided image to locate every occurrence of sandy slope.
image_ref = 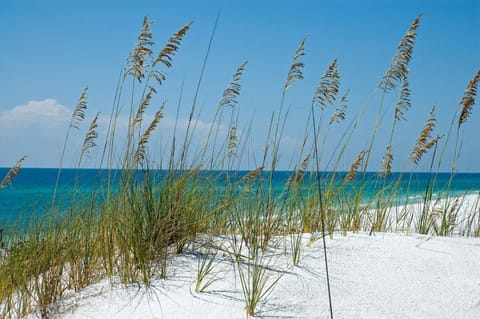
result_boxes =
[37,232,480,319]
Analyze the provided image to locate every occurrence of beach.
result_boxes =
[2,4,479,318]
[19,195,480,319]
[32,232,479,319]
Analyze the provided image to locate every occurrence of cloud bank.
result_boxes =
[0,99,231,168]
[0,99,71,127]
[0,99,75,167]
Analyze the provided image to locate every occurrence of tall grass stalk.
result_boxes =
[0,156,27,189]
[52,88,88,205]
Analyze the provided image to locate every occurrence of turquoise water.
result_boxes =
[1,168,480,228]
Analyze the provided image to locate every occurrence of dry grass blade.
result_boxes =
[415,106,436,147]
[314,59,340,110]
[240,166,264,183]
[394,73,412,121]
[344,150,366,183]
[154,22,192,68]
[70,87,88,130]
[458,70,480,128]
[289,155,310,185]
[228,125,238,158]
[285,37,307,90]
[380,144,393,176]
[329,89,349,125]
[219,61,248,109]
[411,106,438,164]
[379,14,422,92]
[126,16,154,82]
[81,113,100,157]
[423,134,444,151]
[134,102,166,163]
[133,86,157,128]
[0,156,27,188]
[152,22,193,84]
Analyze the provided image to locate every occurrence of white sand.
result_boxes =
[22,194,480,318]
[364,193,480,235]
[35,232,479,319]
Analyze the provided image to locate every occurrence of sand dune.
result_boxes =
[37,231,480,319]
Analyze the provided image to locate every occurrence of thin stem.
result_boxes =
[180,12,219,169]
[311,104,334,319]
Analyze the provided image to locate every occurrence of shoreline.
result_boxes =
[366,193,480,235]
[3,194,479,318]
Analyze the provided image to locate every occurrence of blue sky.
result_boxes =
[0,0,479,171]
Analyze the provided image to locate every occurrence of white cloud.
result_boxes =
[0,99,71,127]
[0,101,237,168]
[0,99,76,167]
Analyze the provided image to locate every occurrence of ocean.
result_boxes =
[1,168,480,228]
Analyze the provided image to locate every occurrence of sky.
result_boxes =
[0,0,479,171]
